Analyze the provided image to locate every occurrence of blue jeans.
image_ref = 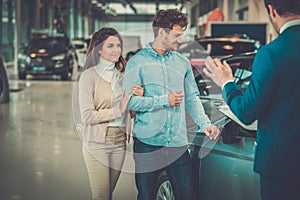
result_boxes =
[133,138,195,200]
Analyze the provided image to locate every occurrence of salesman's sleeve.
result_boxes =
[223,47,278,125]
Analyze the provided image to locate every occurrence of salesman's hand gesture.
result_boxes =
[204,56,234,88]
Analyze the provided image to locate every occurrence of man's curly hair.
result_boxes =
[152,9,188,37]
[264,0,300,16]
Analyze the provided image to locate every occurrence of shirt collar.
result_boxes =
[145,43,171,58]
[280,19,300,34]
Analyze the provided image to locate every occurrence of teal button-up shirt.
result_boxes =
[123,43,211,147]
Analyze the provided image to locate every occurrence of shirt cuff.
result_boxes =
[222,79,234,90]
[156,94,169,106]
[198,122,211,132]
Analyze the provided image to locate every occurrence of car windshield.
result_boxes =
[198,40,258,56]
[178,39,259,63]
[27,37,68,51]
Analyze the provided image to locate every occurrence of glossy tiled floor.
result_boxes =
[0,73,137,200]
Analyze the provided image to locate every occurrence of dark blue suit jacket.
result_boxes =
[223,25,300,179]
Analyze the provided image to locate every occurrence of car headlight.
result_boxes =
[18,53,31,63]
[52,54,65,60]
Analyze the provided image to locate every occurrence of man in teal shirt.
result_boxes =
[123,9,220,200]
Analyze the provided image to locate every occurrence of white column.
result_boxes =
[223,0,229,21]
[248,0,268,22]
[14,0,21,74]
[69,0,74,38]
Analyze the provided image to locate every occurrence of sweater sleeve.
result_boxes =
[78,71,121,125]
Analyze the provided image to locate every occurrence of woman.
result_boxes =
[78,27,143,200]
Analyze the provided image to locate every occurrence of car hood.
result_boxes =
[23,48,67,57]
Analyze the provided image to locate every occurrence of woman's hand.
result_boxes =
[131,85,144,96]
[120,85,143,113]
[120,91,130,113]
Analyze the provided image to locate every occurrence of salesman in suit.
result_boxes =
[204,0,300,199]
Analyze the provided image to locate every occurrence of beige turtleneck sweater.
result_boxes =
[94,58,125,127]
[78,58,126,143]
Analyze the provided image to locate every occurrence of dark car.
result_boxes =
[0,58,9,103]
[155,52,259,200]
[72,38,91,69]
[17,35,77,80]
[179,34,260,60]
[196,35,260,57]
[178,35,259,96]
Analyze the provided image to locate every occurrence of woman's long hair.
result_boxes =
[82,27,126,72]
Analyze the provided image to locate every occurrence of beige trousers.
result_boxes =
[82,127,126,200]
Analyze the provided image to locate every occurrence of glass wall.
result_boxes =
[1,0,15,62]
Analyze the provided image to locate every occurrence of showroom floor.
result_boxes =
[0,70,137,200]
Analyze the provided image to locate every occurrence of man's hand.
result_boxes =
[204,125,220,140]
[168,91,184,107]
[204,56,234,88]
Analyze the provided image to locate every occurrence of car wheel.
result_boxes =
[61,58,75,81]
[18,72,26,80]
[155,171,175,200]
[0,60,10,103]
[61,64,70,81]
[61,70,69,81]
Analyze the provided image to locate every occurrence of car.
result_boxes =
[17,35,77,80]
[72,38,90,69]
[0,58,10,103]
[178,34,259,69]
[179,34,260,59]
[178,35,259,96]
[196,34,260,57]
[154,52,260,200]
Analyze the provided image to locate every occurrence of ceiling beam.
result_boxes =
[105,14,155,22]
[100,0,182,3]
